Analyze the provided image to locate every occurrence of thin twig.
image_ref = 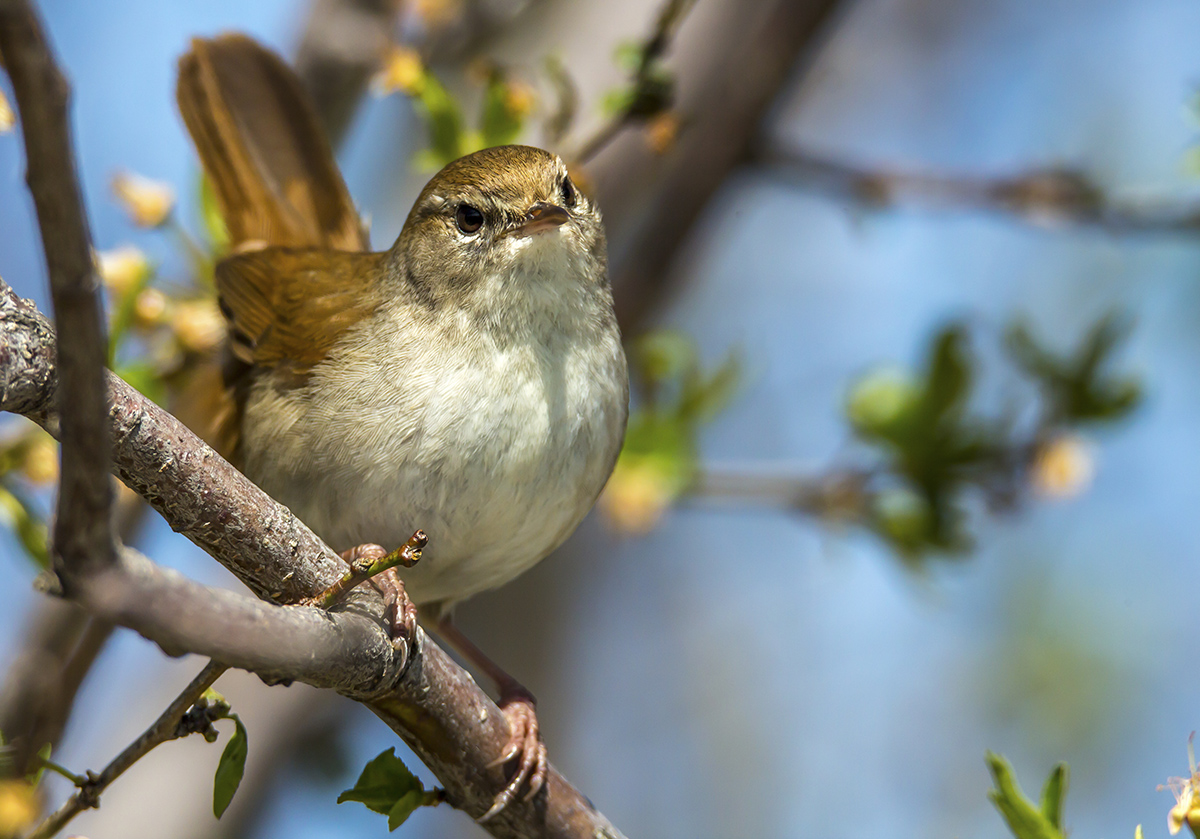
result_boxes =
[28,661,227,839]
[311,530,427,609]
[569,0,698,164]
[763,146,1200,234]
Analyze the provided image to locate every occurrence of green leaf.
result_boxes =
[1039,763,1069,830]
[542,55,578,143]
[114,361,166,406]
[921,326,971,424]
[479,70,525,148]
[338,748,424,817]
[199,174,230,257]
[985,752,1065,839]
[0,481,49,568]
[634,330,697,388]
[25,743,51,786]
[387,789,425,830]
[410,72,467,168]
[680,350,741,424]
[212,715,248,818]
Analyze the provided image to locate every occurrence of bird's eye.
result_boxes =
[560,176,577,209]
[455,204,484,234]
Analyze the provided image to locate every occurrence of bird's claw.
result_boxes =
[373,567,418,650]
[478,693,547,822]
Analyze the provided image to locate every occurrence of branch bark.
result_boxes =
[593,0,848,330]
[0,0,115,584]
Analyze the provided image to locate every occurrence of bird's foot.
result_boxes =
[479,686,548,822]
[337,544,418,648]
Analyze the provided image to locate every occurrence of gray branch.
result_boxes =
[0,0,116,582]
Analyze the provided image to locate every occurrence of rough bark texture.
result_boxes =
[0,0,116,582]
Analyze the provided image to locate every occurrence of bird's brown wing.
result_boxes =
[215,247,385,373]
[174,33,373,462]
[176,33,368,252]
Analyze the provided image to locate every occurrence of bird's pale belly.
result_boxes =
[242,326,627,607]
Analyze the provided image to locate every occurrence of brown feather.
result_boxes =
[215,247,385,374]
[176,34,368,251]
[175,34,376,463]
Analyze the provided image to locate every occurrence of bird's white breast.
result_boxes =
[240,240,627,607]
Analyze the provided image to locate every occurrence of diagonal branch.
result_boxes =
[762,146,1200,234]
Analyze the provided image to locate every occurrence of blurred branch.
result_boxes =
[764,146,1200,234]
[595,0,848,331]
[294,0,405,143]
[571,0,698,163]
[29,661,227,839]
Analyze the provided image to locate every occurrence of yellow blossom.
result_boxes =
[133,288,169,327]
[504,81,537,120]
[1162,736,1200,837]
[171,299,224,353]
[414,0,462,27]
[646,112,680,154]
[96,245,150,295]
[0,780,38,837]
[373,47,424,97]
[598,459,674,534]
[0,89,14,133]
[1032,434,1095,498]
[21,432,58,485]
[110,170,175,228]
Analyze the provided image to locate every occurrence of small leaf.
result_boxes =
[921,326,971,423]
[387,789,425,830]
[985,751,1064,839]
[213,715,248,818]
[114,361,166,406]
[1039,763,1069,830]
[0,482,49,568]
[338,748,424,816]
[479,69,527,148]
[25,743,51,786]
[411,72,467,167]
[198,174,229,258]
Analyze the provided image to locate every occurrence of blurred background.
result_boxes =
[2,0,1200,837]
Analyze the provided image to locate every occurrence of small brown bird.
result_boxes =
[176,35,628,817]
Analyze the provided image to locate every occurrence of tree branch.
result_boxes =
[28,660,227,839]
[595,0,847,330]
[762,146,1200,234]
[0,0,116,582]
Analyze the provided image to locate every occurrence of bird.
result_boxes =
[175,34,628,818]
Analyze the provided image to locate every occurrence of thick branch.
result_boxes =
[0,0,115,580]
[764,146,1200,234]
[596,0,846,330]
[294,0,404,143]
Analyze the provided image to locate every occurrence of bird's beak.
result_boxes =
[513,202,571,237]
